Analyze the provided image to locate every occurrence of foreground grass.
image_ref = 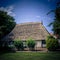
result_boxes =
[0,51,60,60]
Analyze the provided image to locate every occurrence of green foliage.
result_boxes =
[26,38,35,50]
[0,10,16,52]
[46,35,59,51]
[14,39,24,50]
[0,42,16,52]
[47,2,60,37]
[0,11,16,39]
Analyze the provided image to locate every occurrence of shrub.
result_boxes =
[26,38,35,51]
[7,44,16,52]
[46,35,59,51]
[14,39,24,51]
[0,42,16,52]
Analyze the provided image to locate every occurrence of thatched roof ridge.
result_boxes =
[17,22,42,26]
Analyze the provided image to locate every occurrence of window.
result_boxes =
[42,40,46,44]
[23,41,27,48]
[42,40,46,48]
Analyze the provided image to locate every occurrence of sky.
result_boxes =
[0,0,60,33]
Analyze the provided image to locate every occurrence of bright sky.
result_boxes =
[0,0,60,33]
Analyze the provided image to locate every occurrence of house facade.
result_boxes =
[7,22,49,48]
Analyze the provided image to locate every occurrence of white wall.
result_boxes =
[58,39,60,43]
[35,41,42,48]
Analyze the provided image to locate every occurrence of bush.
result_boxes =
[0,43,16,52]
[14,39,24,51]
[26,38,35,51]
[8,44,16,52]
[46,35,59,51]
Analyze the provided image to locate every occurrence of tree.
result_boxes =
[0,11,16,39]
[46,35,59,51]
[26,38,35,51]
[47,2,60,38]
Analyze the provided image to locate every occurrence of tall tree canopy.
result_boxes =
[54,3,60,35]
[0,11,16,40]
[47,2,60,38]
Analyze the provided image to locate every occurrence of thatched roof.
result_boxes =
[8,22,49,41]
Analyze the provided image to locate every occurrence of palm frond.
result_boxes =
[48,22,53,26]
[47,10,55,15]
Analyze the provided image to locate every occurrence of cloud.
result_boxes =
[7,5,14,11]
[0,7,6,11]
[36,16,40,18]
[0,5,16,17]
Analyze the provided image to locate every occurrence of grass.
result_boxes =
[0,51,60,60]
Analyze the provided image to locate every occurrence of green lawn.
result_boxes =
[0,51,60,60]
